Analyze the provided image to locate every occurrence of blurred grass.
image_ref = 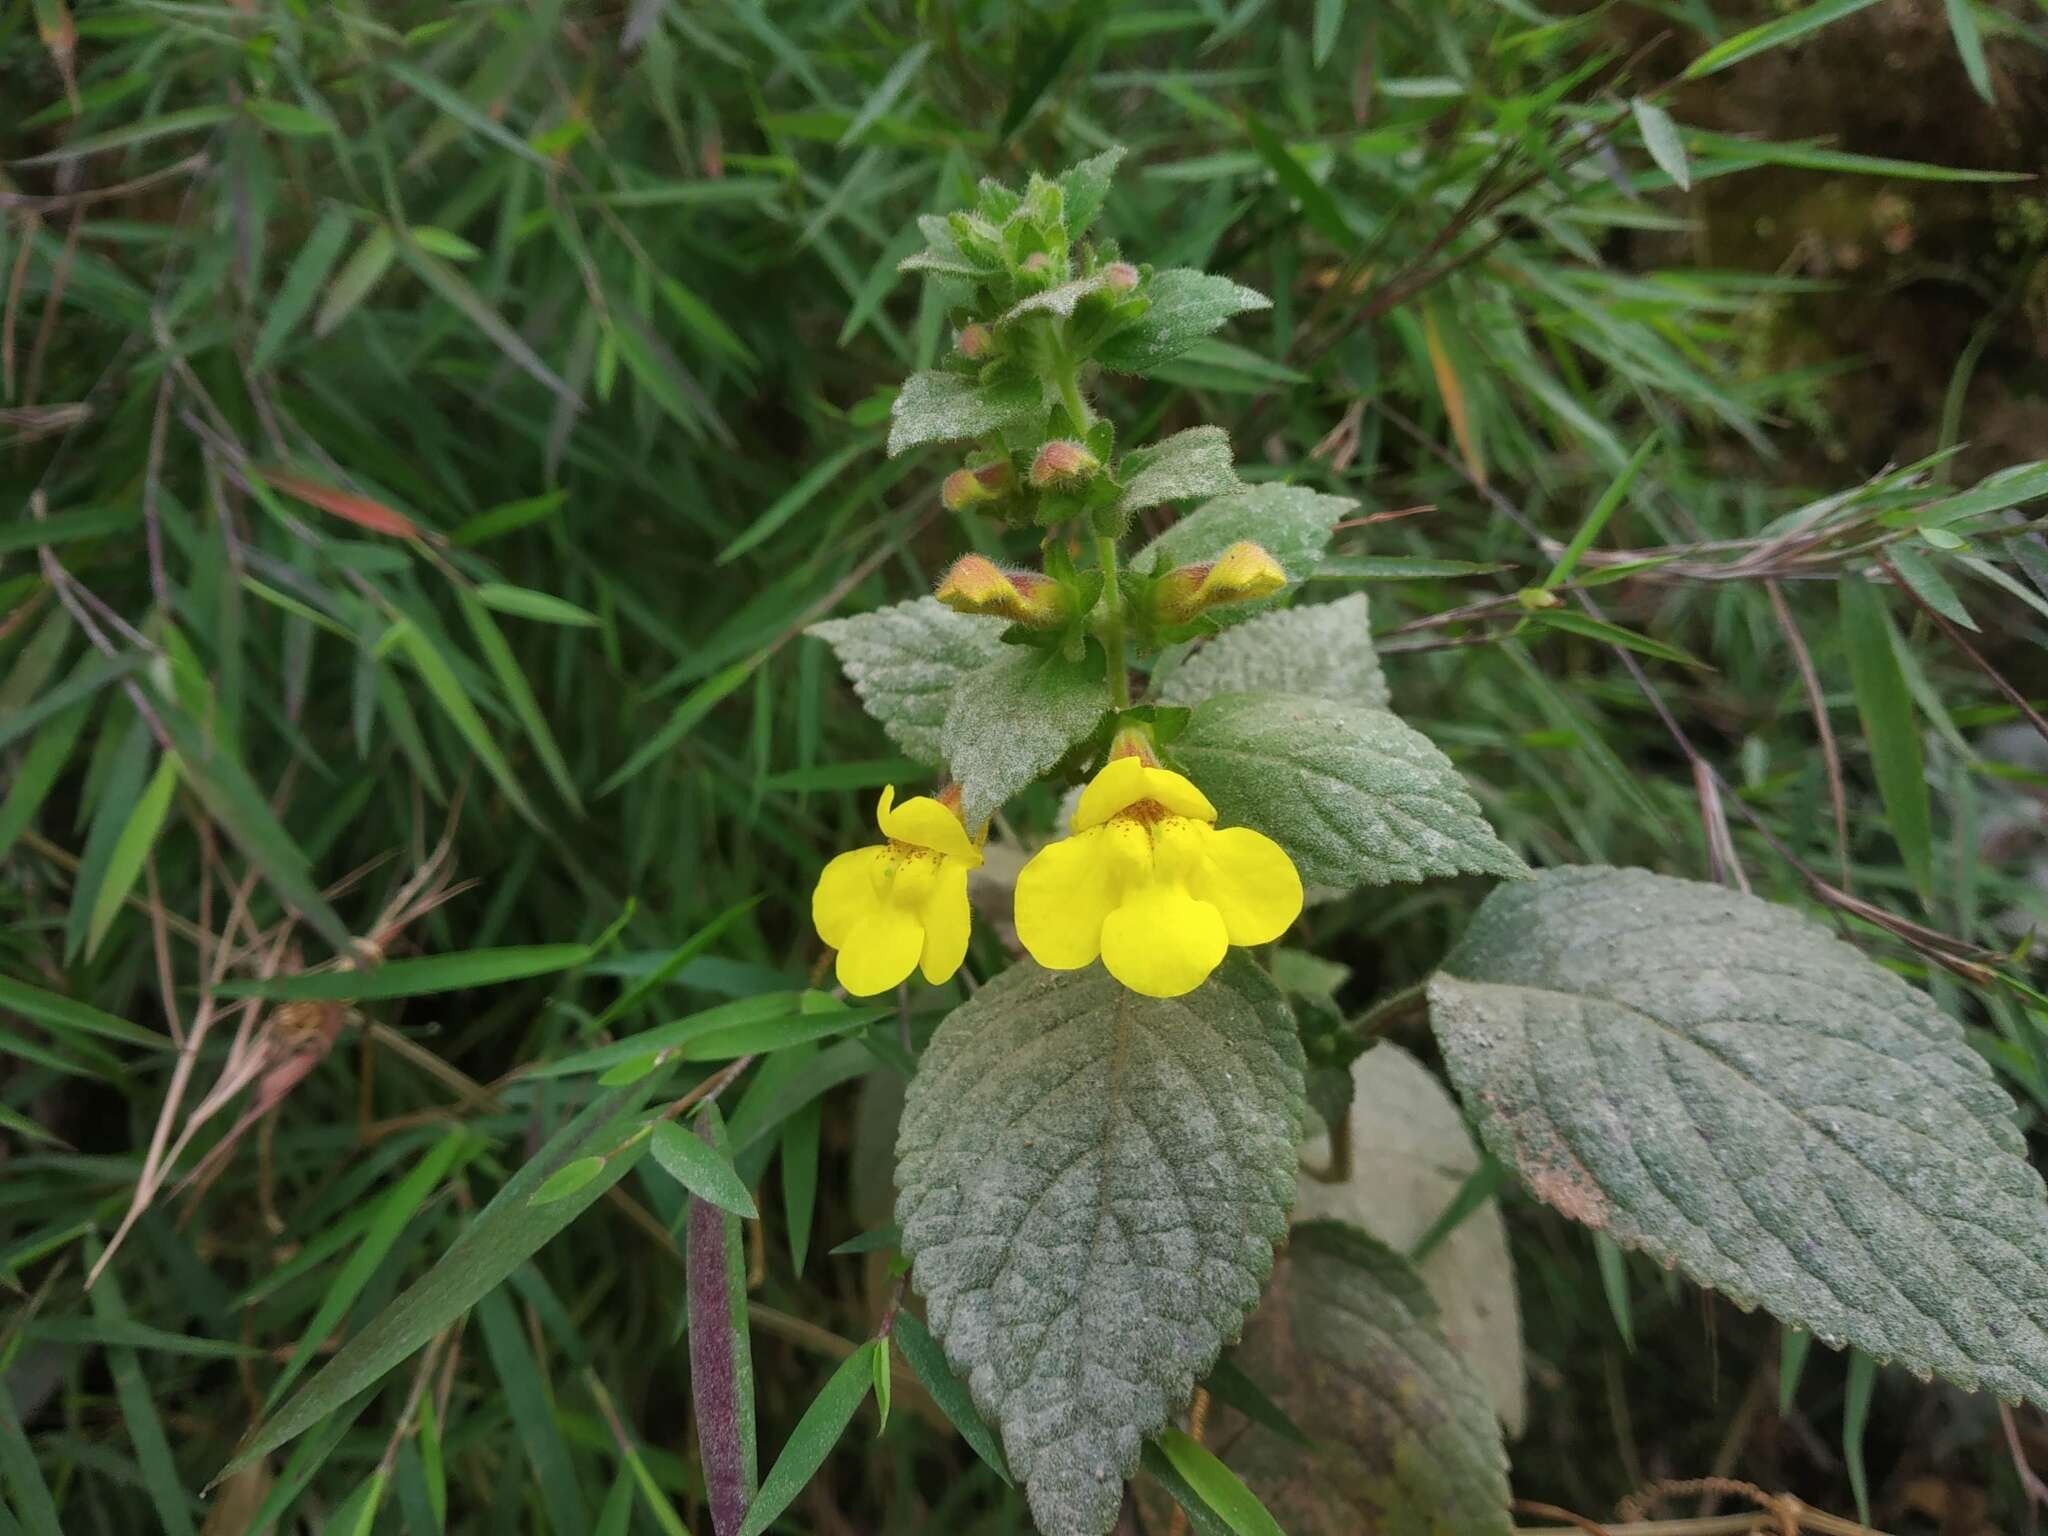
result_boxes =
[3,0,2048,1531]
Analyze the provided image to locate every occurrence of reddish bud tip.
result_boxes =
[1150,540,1288,623]
[934,555,1069,627]
[956,323,995,360]
[1102,262,1139,294]
[1028,439,1100,490]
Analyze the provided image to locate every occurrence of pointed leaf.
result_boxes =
[1172,693,1525,889]
[809,598,1010,764]
[898,958,1305,1536]
[941,645,1110,825]
[1208,1222,1511,1536]
[1156,594,1387,711]
[1429,866,2048,1408]
[1096,270,1271,375]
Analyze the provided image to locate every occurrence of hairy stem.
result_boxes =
[1097,533,1130,708]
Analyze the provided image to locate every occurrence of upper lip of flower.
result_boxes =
[875,785,983,867]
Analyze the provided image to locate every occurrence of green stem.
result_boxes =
[1097,533,1129,708]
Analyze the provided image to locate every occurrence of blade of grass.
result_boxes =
[735,1343,876,1536]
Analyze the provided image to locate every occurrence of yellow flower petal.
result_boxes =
[1189,825,1302,946]
[812,845,888,949]
[835,905,924,996]
[1072,758,1216,831]
[1015,826,1125,969]
[918,860,972,985]
[876,786,981,865]
[1072,756,1149,831]
[1099,881,1228,998]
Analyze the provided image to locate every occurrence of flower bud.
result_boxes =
[1150,540,1288,623]
[1028,439,1100,490]
[1107,727,1158,766]
[1101,261,1139,295]
[941,460,1016,512]
[956,323,995,360]
[935,555,1070,627]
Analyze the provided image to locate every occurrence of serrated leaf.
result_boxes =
[1058,147,1125,237]
[1428,866,2048,1407]
[941,645,1109,825]
[1173,693,1524,889]
[1156,595,1387,712]
[887,370,1043,456]
[1215,1222,1512,1536]
[1117,427,1239,514]
[897,957,1305,1536]
[1295,1043,1525,1435]
[1096,270,1272,376]
[809,598,1010,763]
[1631,98,1691,190]
[1132,484,1355,590]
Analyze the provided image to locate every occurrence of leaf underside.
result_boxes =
[1430,865,2048,1406]
[896,957,1305,1536]
[1133,483,1355,591]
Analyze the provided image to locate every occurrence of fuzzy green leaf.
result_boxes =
[1133,483,1354,589]
[1156,595,1387,711]
[1429,866,2048,1407]
[1058,147,1125,238]
[1116,427,1239,515]
[887,370,1043,456]
[1096,270,1271,375]
[1173,693,1523,889]
[1214,1222,1512,1536]
[897,958,1305,1536]
[809,598,1010,763]
[941,645,1109,825]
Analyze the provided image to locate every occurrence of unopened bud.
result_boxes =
[1029,439,1100,490]
[935,555,1069,627]
[1514,586,1562,612]
[942,460,1015,513]
[1151,540,1288,623]
[1021,252,1054,275]
[956,323,995,360]
[1102,262,1139,294]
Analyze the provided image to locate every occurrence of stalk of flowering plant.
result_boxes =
[808,150,1527,1536]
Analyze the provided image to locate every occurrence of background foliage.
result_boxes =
[4,0,2048,1531]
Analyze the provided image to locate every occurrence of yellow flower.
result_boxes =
[813,787,982,996]
[1014,754,1302,998]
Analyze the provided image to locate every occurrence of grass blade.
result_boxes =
[1841,577,1933,902]
[1152,1427,1285,1536]
[85,750,177,958]
[891,1311,1009,1484]
[735,1343,875,1536]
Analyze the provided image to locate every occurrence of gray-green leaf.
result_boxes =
[888,370,1043,456]
[1156,595,1387,711]
[1097,270,1271,375]
[897,958,1305,1536]
[1117,427,1239,515]
[1132,483,1354,589]
[1217,1222,1512,1536]
[1058,147,1125,238]
[809,598,1009,764]
[1173,693,1524,889]
[1429,866,2048,1407]
[941,646,1109,825]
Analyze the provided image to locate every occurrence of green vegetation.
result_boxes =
[4,2,2048,1533]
